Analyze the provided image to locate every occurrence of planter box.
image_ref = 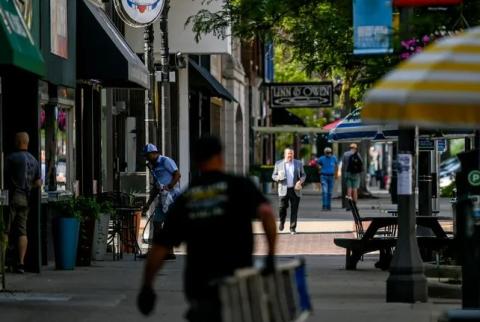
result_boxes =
[53,217,80,270]
[92,213,110,261]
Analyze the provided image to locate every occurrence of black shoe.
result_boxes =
[15,264,25,274]
[279,222,284,231]
[165,253,176,261]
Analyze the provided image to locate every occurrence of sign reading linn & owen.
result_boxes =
[269,82,334,108]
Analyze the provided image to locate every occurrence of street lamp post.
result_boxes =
[386,128,428,302]
[158,0,171,156]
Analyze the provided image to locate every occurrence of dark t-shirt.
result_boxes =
[5,150,40,196]
[154,171,268,298]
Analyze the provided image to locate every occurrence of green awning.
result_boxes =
[0,0,45,76]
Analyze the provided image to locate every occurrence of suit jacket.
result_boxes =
[272,159,306,197]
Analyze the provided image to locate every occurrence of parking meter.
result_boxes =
[455,149,480,308]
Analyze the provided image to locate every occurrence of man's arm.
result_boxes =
[257,202,277,256]
[271,162,280,182]
[167,171,181,190]
[298,161,306,183]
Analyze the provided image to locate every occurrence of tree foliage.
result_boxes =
[188,0,480,110]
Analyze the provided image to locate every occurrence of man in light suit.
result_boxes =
[272,148,306,234]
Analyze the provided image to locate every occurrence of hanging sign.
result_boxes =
[353,0,393,55]
[114,0,165,27]
[269,82,334,108]
[436,139,447,153]
[418,137,435,151]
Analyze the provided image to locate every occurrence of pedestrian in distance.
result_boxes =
[3,132,41,274]
[317,147,338,211]
[272,147,306,234]
[308,154,321,191]
[137,136,277,321]
[341,143,363,204]
[142,143,181,260]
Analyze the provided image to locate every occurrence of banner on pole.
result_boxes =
[353,0,393,55]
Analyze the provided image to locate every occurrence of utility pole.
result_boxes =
[144,24,155,193]
[158,0,171,156]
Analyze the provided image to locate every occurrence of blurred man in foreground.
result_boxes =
[137,136,277,322]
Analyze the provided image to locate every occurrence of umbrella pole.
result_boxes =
[386,127,427,303]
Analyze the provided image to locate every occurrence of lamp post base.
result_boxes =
[387,271,427,303]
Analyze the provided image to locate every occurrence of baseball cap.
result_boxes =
[143,143,158,155]
[324,147,332,153]
[350,143,358,149]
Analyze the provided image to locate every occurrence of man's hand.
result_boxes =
[137,285,156,316]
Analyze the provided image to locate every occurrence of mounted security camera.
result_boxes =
[175,52,187,69]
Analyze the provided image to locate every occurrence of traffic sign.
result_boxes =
[419,137,434,151]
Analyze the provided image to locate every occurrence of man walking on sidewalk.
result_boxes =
[142,143,181,260]
[272,148,306,234]
[342,143,363,204]
[137,136,277,322]
[317,147,338,211]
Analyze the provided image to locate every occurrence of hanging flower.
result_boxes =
[57,110,67,132]
[40,109,46,129]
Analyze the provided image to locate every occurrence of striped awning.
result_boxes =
[363,27,480,129]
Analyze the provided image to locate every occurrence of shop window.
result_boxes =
[40,105,73,191]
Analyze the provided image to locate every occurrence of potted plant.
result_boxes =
[50,199,81,270]
[75,196,101,266]
[92,200,114,261]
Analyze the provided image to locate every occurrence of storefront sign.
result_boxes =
[269,82,333,108]
[419,137,435,151]
[114,0,164,27]
[50,0,68,58]
[397,153,413,195]
[353,0,393,55]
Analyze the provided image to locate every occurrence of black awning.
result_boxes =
[77,0,149,89]
[189,59,236,102]
[272,109,306,126]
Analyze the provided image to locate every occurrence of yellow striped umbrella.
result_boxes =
[362,27,480,128]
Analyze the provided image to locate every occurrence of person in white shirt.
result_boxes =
[272,148,306,234]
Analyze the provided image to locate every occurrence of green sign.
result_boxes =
[0,0,44,75]
[468,170,480,186]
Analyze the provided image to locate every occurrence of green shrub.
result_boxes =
[440,181,456,198]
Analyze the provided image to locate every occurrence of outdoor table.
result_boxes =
[360,216,450,240]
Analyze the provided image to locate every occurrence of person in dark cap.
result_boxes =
[142,143,181,260]
[137,136,277,322]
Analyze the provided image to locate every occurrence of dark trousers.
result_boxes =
[279,188,300,230]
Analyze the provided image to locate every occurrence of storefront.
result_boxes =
[0,0,46,272]
[76,0,149,195]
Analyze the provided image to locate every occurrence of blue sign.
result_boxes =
[437,139,447,153]
[419,137,435,151]
[353,0,393,55]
